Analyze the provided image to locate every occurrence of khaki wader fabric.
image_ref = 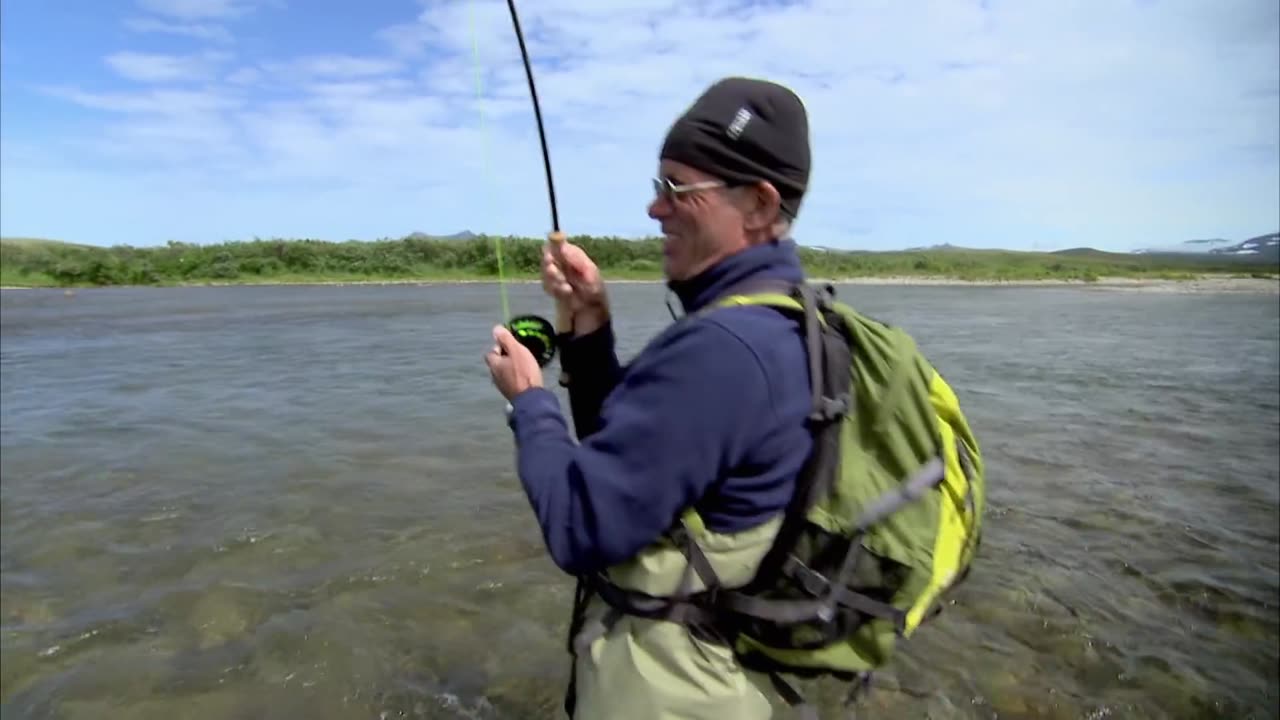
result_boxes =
[570,514,785,719]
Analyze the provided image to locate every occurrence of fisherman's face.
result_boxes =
[647,160,749,281]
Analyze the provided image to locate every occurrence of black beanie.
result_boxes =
[659,77,811,219]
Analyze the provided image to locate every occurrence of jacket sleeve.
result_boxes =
[505,320,770,575]
[557,321,623,439]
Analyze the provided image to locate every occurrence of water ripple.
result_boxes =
[3,283,1277,719]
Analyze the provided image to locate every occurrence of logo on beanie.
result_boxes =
[727,107,752,140]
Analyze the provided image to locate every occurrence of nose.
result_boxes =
[648,193,670,220]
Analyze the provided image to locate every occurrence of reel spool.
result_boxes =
[505,313,557,367]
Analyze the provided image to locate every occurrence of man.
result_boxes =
[486,77,815,718]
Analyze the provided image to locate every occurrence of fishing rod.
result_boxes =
[506,0,560,234]
[493,0,559,368]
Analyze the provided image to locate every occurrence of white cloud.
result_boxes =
[288,55,405,79]
[3,0,1277,250]
[121,0,276,51]
[123,17,234,44]
[104,50,231,83]
[135,0,258,21]
[41,83,240,112]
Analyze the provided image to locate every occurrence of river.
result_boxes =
[2,281,1277,719]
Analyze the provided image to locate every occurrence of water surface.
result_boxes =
[2,282,1277,719]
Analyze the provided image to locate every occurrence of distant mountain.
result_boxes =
[1128,232,1278,265]
[1132,238,1235,254]
[904,242,974,252]
[1208,233,1279,262]
[1050,247,1123,257]
[404,230,476,241]
[1047,242,1278,269]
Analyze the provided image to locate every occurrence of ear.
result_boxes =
[739,181,782,232]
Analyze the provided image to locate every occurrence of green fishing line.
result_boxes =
[468,0,510,322]
[458,0,560,370]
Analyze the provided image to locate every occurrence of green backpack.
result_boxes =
[694,281,986,715]
[570,281,986,718]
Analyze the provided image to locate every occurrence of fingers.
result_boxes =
[541,234,601,307]
[542,234,588,273]
[485,329,514,378]
[542,250,566,282]
[494,324,538,360]
[486,325,542,400]
[546,231,568,268]
[542,248,574,301]
[558,243,595,280]
[492,325,519,352]
[484,342,504,375]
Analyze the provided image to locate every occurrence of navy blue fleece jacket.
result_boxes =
[505,239,814,575]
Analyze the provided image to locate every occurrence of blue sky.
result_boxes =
[1,0,1277,252]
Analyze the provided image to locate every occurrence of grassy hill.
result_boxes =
[0,237,96,250]
[1,234,1276,288]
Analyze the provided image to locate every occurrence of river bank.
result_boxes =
[826,274,1280,294]
[3,274,1277,293]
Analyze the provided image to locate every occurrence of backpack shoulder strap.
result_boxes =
[706,281,855,593]
[709,281,848,424]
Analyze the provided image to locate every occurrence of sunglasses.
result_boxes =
[651,177,727,201]
[650,176,794,220]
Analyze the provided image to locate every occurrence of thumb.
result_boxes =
[493,325,531,357]
[493,324,518,351]
[559,243,592,278]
